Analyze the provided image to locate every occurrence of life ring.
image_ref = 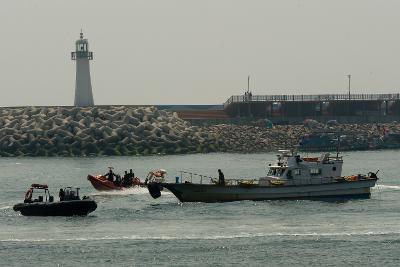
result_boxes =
[25,189,33,201]
[132,177,141,185]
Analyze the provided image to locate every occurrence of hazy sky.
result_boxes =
[1,0,400,106]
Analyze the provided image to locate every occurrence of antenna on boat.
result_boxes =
[336,133,341,158]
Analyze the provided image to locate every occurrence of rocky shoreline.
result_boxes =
[0,106,399,157]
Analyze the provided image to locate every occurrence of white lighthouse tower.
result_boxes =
[71,31,94,107]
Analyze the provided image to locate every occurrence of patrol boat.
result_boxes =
[148,150,378,202]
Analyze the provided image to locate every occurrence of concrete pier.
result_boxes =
[223,93,400,123]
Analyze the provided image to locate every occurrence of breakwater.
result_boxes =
[0,106,222,156]
[0,106,399,156]
[203,122,400,152]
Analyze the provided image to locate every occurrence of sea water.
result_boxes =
[0,151,399,266]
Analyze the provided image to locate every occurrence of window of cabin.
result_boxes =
[310,168,321,175]
[332,166,337,171]
[294,169,301,175]
[268,168,276,176]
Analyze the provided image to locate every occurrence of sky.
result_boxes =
[1,0,400,106]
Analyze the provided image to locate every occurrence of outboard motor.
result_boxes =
[148,183,161,199]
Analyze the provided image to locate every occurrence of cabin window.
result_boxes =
[268,169,274,175]
[332,167,336,171]
[268,168,286,176]
[310,168,321,175]
[287,170,293,179]
[294,169,301,175]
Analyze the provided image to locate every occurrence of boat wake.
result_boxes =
[2,230,400,243]
[90,187,149,196]
[0,206,10,210]
[90,187,172,196]
[373,185,400,191]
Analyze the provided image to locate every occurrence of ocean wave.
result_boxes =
[0,206,11,210]
[2,231,400,243]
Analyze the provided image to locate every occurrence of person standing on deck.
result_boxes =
[59,188,65,201]
[218,169,225,186]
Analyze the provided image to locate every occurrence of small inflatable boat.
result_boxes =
[13,184,97,216]
[87,169,166,191]
[87,175,143,191]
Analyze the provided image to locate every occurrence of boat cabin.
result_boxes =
[25,184,54,203]
[24,185,82,203]
[265,150,343,184]
[62,187,81,201]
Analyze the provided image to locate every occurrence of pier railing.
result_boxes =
[223,93,400,108]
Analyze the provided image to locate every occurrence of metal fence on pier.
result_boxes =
[224,93,400,108]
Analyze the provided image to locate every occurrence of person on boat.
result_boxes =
[122,171,129,187]
[218,169,225,186]
[129,169,135,182]
[24,188,33,203]
[114,174,122,186]
[105,167,116,182]
[122,169,135,186]
[59,188,65,201]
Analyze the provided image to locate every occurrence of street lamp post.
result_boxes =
[347,74,351,116]
[347,74,351,100]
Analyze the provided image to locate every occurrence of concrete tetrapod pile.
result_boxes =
[201,122,400,153]
[0,106,223,157]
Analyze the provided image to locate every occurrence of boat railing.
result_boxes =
[179,171,216,184]
[179,171,259,185]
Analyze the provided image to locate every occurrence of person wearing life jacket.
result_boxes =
[24,188,33,203]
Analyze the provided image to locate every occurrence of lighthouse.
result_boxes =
[71,31,94,107]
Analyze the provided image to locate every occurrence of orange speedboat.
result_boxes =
[87,175,143,191]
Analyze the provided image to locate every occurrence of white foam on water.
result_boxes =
[91,187,149,196]
[2,230,399,243]
[0,206,10,210]
[373,184,400,191]
[90,187,172,196]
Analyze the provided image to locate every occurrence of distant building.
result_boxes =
[71,31,94,107]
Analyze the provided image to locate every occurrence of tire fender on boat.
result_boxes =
[148,183,162,199]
